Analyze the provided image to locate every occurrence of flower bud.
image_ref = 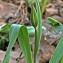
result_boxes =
[31,6,38,28]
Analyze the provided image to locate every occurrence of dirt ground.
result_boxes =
[0,0,63,63]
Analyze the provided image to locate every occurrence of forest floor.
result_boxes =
[0,0,63,63]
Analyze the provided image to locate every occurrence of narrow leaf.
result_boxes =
[48,17,63,34]
[27,26,35,36]
[18,26,33,63]
[31,6,38,28]
[3,24,21,63]
[48,17,62,27]
[60,57,63,63]
[49,36,63,63]
[0,24,11,33]
[41,0,48,14]
[34,0,42,62]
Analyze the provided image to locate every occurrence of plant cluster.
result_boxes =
[0,0,63,63]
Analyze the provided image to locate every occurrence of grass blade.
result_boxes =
[48,17,63,32]
[0,24,11,33]
[41,0,48,14]
[3,24,20,63]
[49,36,63,63]
[34,0,42,62]
[18,26,33,63]
[48,17,63,63]
[60,57,63,63]
[31,6,38,28]
[36,0,42,43]
[27,26,35,36]
[48,17,62,27]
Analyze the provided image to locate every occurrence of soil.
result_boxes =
[0,0,63,63]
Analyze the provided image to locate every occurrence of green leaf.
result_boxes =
[2,24,33,63]
[27,26,35,36]
[48,17,63,63]
[18,26,33,63]
[48,17,62,27]
[49,36,63,63]
[60,57,63,63]
[31,6,38,28]
[41,0,49,14]
[48,17,63,34]
[3,24,21,63]
[36,0,42,41]
[0,24,35,36]
[34,0,42,63]
[25,0,41,6]
[0,24,11,33]
[53,25,63,34]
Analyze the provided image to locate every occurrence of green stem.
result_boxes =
[34,27,38,63]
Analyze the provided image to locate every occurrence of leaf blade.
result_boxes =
[34,0,42,62]
[18,26,33,63]
[3,24,21,63]
[49,36,63,63]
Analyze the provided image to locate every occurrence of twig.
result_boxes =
[14,0,24,17]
